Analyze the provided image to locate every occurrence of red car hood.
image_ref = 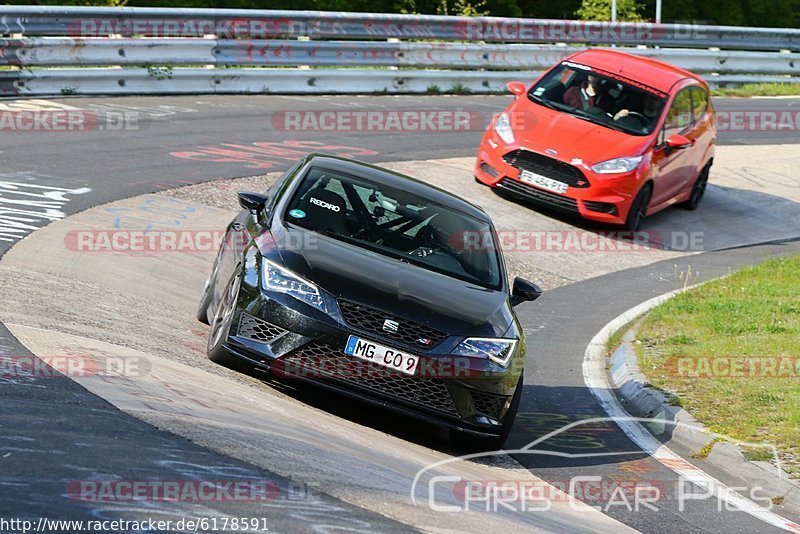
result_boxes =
[511,101,653,166]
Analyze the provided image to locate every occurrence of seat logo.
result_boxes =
[309,197,341,212]
[382,319,399,333]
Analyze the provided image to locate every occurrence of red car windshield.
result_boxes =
[528,62,667,137]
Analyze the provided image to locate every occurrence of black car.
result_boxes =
[197,154,542,448]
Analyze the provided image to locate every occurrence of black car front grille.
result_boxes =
[338,299,446,350]
[238,313,287,343]
[497,178,580,214]
[502,149,590,188]
[280,341,458,416]
[470,390,508,420]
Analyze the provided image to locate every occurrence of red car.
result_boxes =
[475,49,716,231]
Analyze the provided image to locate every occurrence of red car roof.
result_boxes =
[569,48,702,94]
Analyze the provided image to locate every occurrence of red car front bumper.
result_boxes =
[475,139,642,226]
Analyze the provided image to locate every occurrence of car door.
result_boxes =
[650,87,698,206]
[687,85,714,178]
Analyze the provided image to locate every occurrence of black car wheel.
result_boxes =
[450,373,523,451]
[624,183,652,233]
[681,164,710,211]
[196,244,224,325]
[207,269,242,368]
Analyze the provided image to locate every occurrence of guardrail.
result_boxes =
[1,6,798,96]
[2,38,799,75]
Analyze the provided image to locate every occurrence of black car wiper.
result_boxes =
[324,229,413,263]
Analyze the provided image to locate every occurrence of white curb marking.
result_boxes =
[583,288,800,532]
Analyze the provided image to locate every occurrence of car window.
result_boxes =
[664,88,693,137]
[691,87,709,123]
[284,166,502,289]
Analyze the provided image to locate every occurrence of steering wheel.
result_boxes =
[620,111,649,127]
[625,111,648,121]
[407,225,438,257]
[419,225,442,248]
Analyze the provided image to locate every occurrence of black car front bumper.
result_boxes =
[223,297,519,438]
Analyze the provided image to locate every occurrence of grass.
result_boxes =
[711,82,800,97]
[636,255,800,477]
[605,318,637,355]
[692,440,718,460]
[743,446,777,463]
[448,82,473,95]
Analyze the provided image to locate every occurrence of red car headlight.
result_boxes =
[493,112,515,145]
[591,156,643,174]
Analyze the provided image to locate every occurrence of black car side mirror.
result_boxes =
[238,192,270,214]
[511,277,543,306]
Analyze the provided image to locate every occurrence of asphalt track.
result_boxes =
[1,94,800,532]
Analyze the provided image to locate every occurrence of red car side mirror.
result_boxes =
[507,81,526,97]
[666,134,693,149]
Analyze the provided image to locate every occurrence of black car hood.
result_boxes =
[275,228,512,337]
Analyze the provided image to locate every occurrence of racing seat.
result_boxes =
[298,187,349,235]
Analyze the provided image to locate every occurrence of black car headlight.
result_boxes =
[262,258,332,313]
[451,338,518,367]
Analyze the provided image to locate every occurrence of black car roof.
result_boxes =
[301,154,491,223]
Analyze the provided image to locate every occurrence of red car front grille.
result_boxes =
[503,149,590,188]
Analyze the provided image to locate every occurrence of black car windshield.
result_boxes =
[528,62,667,136]
[284,166,502,290]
